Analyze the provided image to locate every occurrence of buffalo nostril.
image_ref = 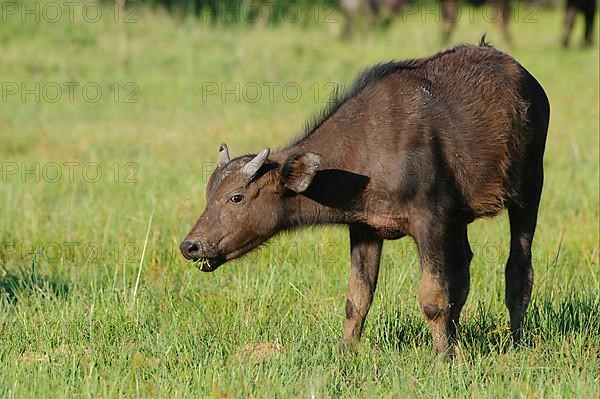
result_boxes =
[188,242,200,254]
[180,240,201,259]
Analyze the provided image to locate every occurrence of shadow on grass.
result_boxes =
[0,263,69,303]
[371,293,599,355]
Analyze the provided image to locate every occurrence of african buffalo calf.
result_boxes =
[181,40,550,357]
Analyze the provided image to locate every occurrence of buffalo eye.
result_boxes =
[229,194,244,204]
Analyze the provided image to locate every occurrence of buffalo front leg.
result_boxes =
[416,222,470,358]
[448,226,472,339]
[341,224,383,348]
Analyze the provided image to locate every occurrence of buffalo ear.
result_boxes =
[281,152,321,193]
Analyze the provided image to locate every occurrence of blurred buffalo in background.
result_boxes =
[340,0,407,37]
[121,0,597,49]
[441,0,512,42]
[562,0,597,47]
[340,0,515,42]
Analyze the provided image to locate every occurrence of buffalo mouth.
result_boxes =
[193,256,224,272]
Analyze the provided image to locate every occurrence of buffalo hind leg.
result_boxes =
[583,4,595,47]
[341,224,383,348]
[562,6,577,47]
[416,222,471,358]
[505,172,543,343]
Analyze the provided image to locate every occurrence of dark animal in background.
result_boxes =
[341,0,514,42]
[181,40,550,357]
[441,0,512,42]
[341,0,407,38]
[562,0,597,47]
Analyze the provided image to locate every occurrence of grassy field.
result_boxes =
[0,2,598,397]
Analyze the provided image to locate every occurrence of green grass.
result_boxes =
[0,2,598,397]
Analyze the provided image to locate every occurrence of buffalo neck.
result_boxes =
[280,192,353,230]
[273,122,364,230]
[275,123,356,171]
